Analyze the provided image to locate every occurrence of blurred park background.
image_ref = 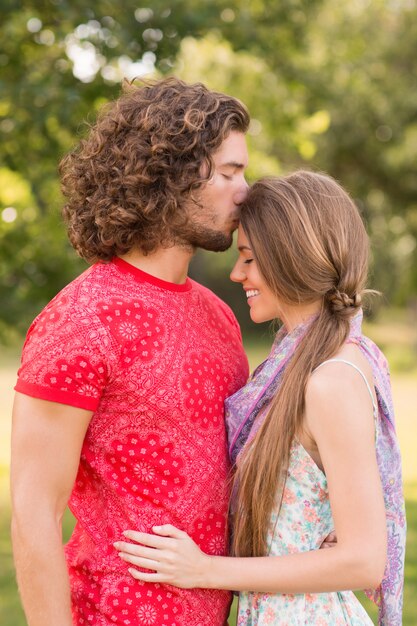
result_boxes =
[0,0,416,624]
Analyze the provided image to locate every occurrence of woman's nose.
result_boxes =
[230,262,246,284]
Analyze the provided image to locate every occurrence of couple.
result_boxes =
[11,77,405,626]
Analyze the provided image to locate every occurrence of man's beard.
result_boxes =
[175,199,238,252]
[175,210,235,252]
[185,223,234,252]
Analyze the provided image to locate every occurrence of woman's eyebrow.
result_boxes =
[238,245,252,252]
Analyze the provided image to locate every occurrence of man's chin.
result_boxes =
[198,234,233,252]
[202,241,233,253]
[185,228,233,253]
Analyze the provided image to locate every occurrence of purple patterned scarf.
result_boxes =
[225,311,406,626]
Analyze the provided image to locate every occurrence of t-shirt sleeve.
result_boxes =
[15,290,114,411]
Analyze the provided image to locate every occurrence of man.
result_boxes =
[11,77,250,626]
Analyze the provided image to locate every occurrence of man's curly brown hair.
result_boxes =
[60,76,250,262]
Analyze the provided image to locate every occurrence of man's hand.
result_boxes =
[320,530,337,549]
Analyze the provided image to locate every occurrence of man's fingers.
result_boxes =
[324,531,337,543]
[319,529,337,549]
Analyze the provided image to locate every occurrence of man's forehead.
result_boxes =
[214,131,249,168]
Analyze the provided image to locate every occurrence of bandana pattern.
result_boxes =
[225,311,406,626]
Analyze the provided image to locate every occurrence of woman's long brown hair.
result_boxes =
[231,171,370,557]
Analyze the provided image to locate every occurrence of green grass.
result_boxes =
[1,310,416,625]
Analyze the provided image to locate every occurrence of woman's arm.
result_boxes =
[115,363,387,593]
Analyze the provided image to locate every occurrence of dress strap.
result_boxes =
[314,358,378,418]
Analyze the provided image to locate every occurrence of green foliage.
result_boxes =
[299,0,417,301]
[1,0,417,335]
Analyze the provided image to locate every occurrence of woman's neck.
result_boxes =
[281,300,322,332]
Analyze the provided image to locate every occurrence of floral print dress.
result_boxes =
[237,360,376,626]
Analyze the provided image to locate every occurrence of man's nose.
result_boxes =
[233,179,249,205]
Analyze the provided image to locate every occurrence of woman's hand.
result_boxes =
[114,524,212,588]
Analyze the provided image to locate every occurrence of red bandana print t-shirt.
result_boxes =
[15,257,249,626]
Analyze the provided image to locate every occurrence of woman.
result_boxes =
[115,171,405,625]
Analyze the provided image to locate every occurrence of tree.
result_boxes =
[0,0,323,335]
[1,0,416,337]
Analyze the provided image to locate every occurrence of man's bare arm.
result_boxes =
[11,393,92,626]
